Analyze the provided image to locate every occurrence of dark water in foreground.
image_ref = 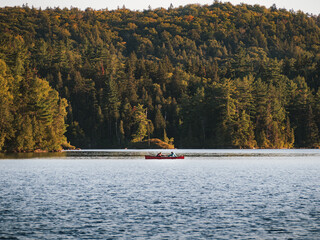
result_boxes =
[0,149,320,239]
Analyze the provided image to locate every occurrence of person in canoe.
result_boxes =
[168,152,177,157]
[156,152,162,157]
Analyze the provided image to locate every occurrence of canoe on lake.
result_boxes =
[145,155,184,159]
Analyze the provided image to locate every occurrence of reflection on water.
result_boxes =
[0,150,320,239]
[0,151,67,159]
[2,149,320,159]
[66,148,320,158]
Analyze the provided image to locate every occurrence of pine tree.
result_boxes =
[0,60,14,150]
[233,110,256,148]
[131,104,151,142]
[153,105,166,138]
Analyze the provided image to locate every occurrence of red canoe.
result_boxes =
[145,155,184,159]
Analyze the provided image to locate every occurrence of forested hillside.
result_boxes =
[1,2,320,149]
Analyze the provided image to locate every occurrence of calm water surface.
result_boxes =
[0,149,320,239]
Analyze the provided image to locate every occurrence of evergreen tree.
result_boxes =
[0,60,14,150]
[1,3,320,149]
[131,104,151,143]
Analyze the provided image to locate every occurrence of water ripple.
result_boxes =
[0,156,320,239]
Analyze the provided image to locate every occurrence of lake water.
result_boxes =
[1,149,320,239]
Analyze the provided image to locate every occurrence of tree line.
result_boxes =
[1,2,320,150]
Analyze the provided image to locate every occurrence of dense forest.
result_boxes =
[1,1,320,150]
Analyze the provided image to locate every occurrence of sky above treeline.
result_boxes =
[1,0,319,15]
